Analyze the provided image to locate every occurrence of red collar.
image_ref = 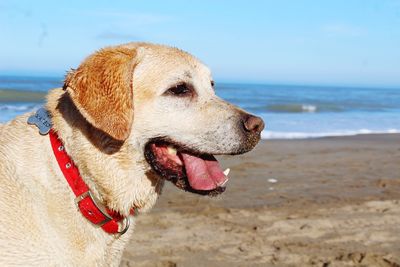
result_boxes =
[49,130,132,235]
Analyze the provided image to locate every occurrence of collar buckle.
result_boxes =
[75,190,113,227]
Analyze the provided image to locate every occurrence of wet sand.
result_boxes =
[121,134,400,267]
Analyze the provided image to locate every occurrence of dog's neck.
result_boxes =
[45,88,163,216]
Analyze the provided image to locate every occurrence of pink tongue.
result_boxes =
[181,153,228,191]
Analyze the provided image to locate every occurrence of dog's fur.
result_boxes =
[0,43,262,266]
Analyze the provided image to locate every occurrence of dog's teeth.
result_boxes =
[221,179,229,187]
[167,146,177,155]
[223,168,230,176]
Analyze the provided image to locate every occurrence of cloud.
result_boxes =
[321,23,366,37]
[96,31,139,41]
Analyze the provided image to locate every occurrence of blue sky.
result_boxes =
[0,0,399,86]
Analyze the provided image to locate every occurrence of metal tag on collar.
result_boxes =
[27,107,52,135]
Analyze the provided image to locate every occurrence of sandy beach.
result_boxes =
[121,134,400,267]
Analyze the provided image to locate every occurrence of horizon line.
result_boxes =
[0,71,399,90]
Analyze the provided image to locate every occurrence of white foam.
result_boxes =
[0,104,42,123]
[302,104,317,113]
[0,104,40,112]
[262,129,400,139]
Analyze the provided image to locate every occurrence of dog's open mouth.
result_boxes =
[144,141,230,196]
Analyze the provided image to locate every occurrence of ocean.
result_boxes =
[1,75,399,139]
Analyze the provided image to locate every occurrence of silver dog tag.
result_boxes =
[27,107,52,135]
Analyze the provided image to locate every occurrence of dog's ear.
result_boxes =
[63,47,137,141]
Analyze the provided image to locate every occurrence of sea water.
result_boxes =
[1,75,399,139]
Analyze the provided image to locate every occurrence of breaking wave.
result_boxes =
[0,104,41,112]
[265,104,323,113]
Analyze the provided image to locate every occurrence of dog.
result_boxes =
[0,42,264,266]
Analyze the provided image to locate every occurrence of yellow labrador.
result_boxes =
[0,43,264,266]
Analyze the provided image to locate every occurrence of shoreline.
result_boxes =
[122,133,400,267]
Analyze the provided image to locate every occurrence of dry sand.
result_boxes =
[121,134,400,267]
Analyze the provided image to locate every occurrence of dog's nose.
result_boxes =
[243,115,265,134]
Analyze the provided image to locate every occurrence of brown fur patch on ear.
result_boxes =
[64,47,137,141]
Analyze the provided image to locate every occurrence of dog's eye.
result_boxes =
[166,83,191,96]
[211,81,215,87]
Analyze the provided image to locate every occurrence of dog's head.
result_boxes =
[63,43,264,196]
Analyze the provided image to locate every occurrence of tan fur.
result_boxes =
[0,42,261,266]
[64,46,137,141]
